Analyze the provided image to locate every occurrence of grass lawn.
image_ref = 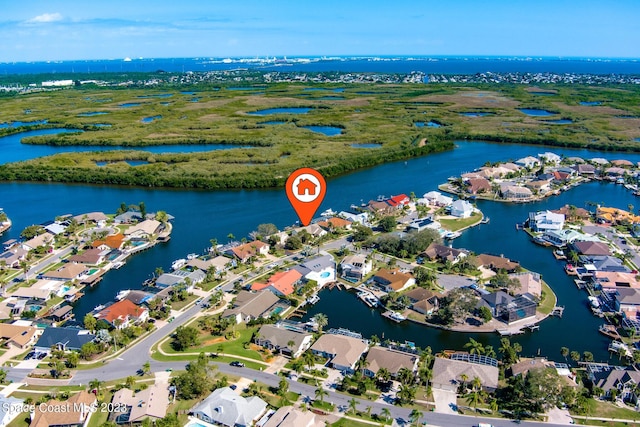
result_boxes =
[87,410,109,427]
[199,280,221,292]
[169,294,198,311]
[538,280,557,316]
[330,418,384,427]
[311,400,335,411]
[438,212,482,232]
[571,399,640,423]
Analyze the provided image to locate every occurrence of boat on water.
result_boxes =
[357,291,379,307]
[609,340,632,357]
[306,294,320,305]
[187,253,198,260]
[320,209,336,217]
[587,296,600,308]
[115,290,131,301]
[112,261,125,269]
[480,217,490,224]
[383,310,406,323]
[444,231,461,240]
[93,304,105,312]
[171,258,186,270]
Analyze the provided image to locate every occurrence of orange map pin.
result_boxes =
[286,168,327,226]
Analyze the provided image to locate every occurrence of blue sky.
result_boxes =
[2,1,639,62]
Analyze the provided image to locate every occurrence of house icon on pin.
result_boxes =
[297,178,317,196]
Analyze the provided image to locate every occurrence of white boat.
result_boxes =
[383,310,406,322]
[444,231,461,239]
[112,261,125,269]
[187,253,198,260]
[93,304,105,312]
[357,291,379,307]
[171,259,186,271]
[321,209,336,217]
[115,290,131,301]
[306,294,320,305]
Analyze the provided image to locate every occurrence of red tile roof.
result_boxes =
[230,240,269,261]
[92,233,125,249]
[97,299,146,324]
[388,194,410,207]
[251,269,301,296]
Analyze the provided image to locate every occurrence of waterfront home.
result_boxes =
[309,333,368,374]
[573,164,597,175]
[525,179,552,194]
[31,391,97,427]
[113,211,144,224]
[612,159,635,167]
[251,270,302,297]
[340,254,372,281]
[2,239,17,251]
[123,290,154,306]
[187,255,232,273]
[191,387,267,427]
[500,184,533,201]
[222,290,281,324]
[594,271,640,290]
[371,268,415,293]
[465,177,492,195]
[73,211,108,226]
[44,222,67,235]
[0,323,39,349]
[613,288,640,318]
[263,406,324,427]
[571,241,610,256]
[479,291,537,323]
[0,395,23,427]
[254,324,313,358]
[366,200,398,216]
[590,366,640,403]
[227,240,270,263]
[407,217,440,232]
[551,170,572,183]
[516,156,541,169]
[95,299,149,329]
[156,269,205,289]
[42,263,88,281]
[292,254,336,287]
[584,256,629,273]
[22,231,54,251]
[528,211,565,232]
[542,229,590,247]
[422,191,454,206]
[431,355,499,392]
[450,200,474,218]
[9,286,52,302]
[48,305,74,323]
[0,246,27,268]
[387,194,411,208]
[422,243,467,264]
[67,247,107,265]
[362,346,418,378]
[109,384,169,424]
[551,204,591,221]
[538,152,561,164]
[293,223,327,238]
[404,288,439,315]
[92,233,125,250]
[34,327,95,353]
[508,272,542,299]
[338,211,370,226]
[509,358,550,377]
[317,217,352,231]
[475,253,520,273]
[590,157,610,166]
[124,219,161,238]
[605,166,628,178]
[596,207,640,225]
[268,230,289,246]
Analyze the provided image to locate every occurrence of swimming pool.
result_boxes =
[271,306,284,316]
[320,271,331,278]
[87,268,98,275]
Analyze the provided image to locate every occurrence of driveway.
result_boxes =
[431,388,458,414]
[546,407,574,425]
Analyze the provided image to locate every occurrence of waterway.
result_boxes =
[3,140,640,361]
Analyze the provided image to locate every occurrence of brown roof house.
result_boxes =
[227,240,270,263]
[431,356,499,392]
[475,253,520,273]
[0,323,39,348]
[68,248,107,265]
[222,290,281,324]
[42,263,88,281]
[422,243,467,264]
[370,268,415,293]
[96,299,149,329]
[254,324,313,358]
[362,346,418,378]
[31,391,97,427]
[466,177,492,195]
[109,384,170,424]
[124,219,161,238]
[263,406,324,427]
[310,333,369,374]
[571,241,610,256]
[509,272,542,299]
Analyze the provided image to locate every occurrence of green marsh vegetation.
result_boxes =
[0,76,639,189]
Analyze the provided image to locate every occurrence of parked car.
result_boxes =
[230,361,245,367]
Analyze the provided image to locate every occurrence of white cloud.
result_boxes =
[26,13,63,24]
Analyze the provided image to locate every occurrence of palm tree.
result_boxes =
[397,367,415,386]
[471,376,482,392]
[287,340,296,355]
[409,409,423,426]
[380,407,391,422]
[303,351,316,370]
[561,346,570,361]
[464,338,485,355]
[348,397,358,415]
[314,387,328,403]
[466,391,483,415]
[89,378,104,397]
[489,397,498,413]
[376,367,391,384]
[484,345,496,358]
[312,313,328,332]
[142,361,151,375]
[459,373,468,393]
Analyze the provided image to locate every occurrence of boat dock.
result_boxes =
[356,289,380,308]
[599,324,621,340]
[551,306,565,317]
[382,310,406,323]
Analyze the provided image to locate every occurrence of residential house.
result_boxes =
[500,184,533,200]
[479,292,537,323]
[95,299,149,328]
[317,217,352,231]
[539,152,562,164]
[614,288,640,319]
[0,395,24,427]
[551,170,571,183]
[585,256,629,273]
[293,224,327,239]
[113,211,144,224]
[22,232,54,251]
[263,406,324,427]
[222,290,281,324]
[422,243,467,264]
[590,157,610,166]
[190,387,267,427]
[551,205,591,221]
[515,156,540,169]
[509,358,551,377]
[340,254,372,281]
[404,288,439,315]
[254,324,313,358]
[49,305,75,323]
[431,356,499,392]
[124,219,161,238]
[573,164,597,175]
[591,367,640,403]
[407,217,441,232]
[30,391,97,427]
[611,159,634,168]
[110,384,170,424]
[34,327,95,353]
[450,200,474,218]
[422,191,454,206]
[292,254,336,287]
[362,346,418,378]
[310,333,369,373]
[187,255,232,273]
[597,207,640,225]
[605,167,628,178]
[155,269,206,290]
[371,268,415,293]
[227,240,270,263]
[509,272,542,299]
[571,241,610,256]
[525,179,552,194]
[387,194,411,208]
[338,211,371,226]
[0,323,39,348]
[44,222,66,235]
[251,270,302,297]
[475,253,520,273]
[542,229,588,247]
[73,211,108,226]
[0,246,27,269]
[528,211,565,232]
[595,272,640,290]
[67,248,107,265]
[42,263,88,281]
[9,286,52,302]
[367,200,397,216]
[92,233,125,250]
[464,177,492,195]
[268,231,289,246]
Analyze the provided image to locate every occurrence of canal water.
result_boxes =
[3,140,640,361]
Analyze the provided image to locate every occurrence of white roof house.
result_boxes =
[515,156,540,169]
[191,387,267,427]
[450,200,474,218]
[529,211,565,232]
[422,191,453,206]
[539,152,562,164]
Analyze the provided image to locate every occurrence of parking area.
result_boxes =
[431,388,458,414]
